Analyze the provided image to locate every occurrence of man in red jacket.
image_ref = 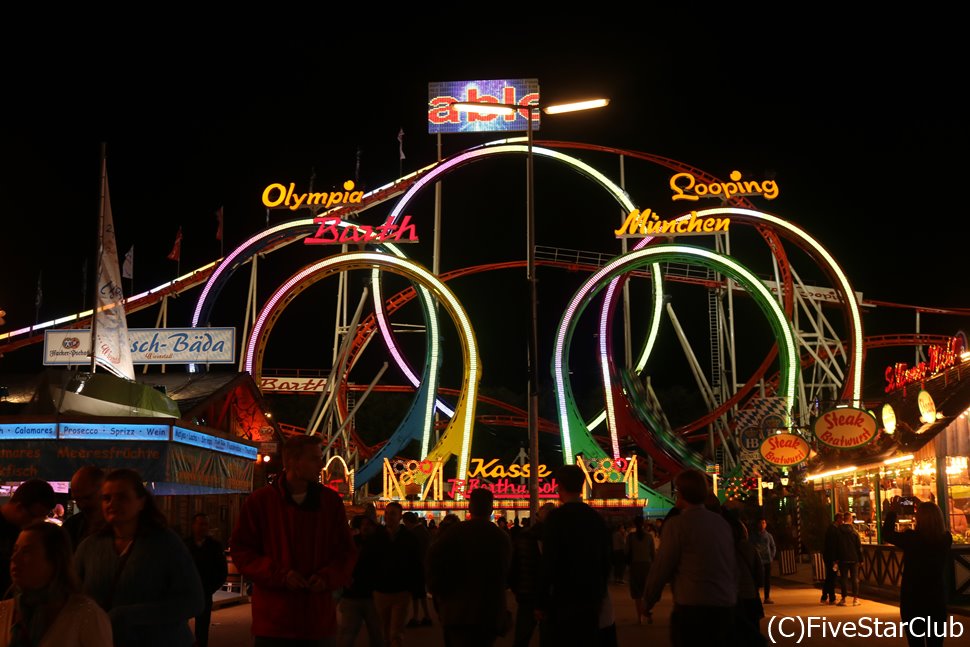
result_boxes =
[231,435,357,646]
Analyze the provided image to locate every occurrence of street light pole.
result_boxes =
[526,106,540,522]
[449,97,609,521]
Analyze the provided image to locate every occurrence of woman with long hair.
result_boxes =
[74,468,203,647]
[1,521,111,646]
[882,497,952,647]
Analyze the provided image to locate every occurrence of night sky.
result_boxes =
[2,20,968,443]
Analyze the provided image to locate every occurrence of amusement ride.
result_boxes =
[2,135,966,513]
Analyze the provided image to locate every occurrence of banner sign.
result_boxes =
[1,424,254,491]
[0,440,167,482]
[258,376,328,393]
[0,423,57,440]
[59,422,169,442]
[428,79,540,134]
[44,328,235,365]
[173,426,258,461]
[813,407,878,449]
[167,444,254,492]
[729,281,864,308]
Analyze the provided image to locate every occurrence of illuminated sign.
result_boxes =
[173,426,258,460]
[44,328,235,365]
[884,337,963,392]
[615,209,730,237]
[258,376,328,393]
[324,455,354,499]
[917,390,937,425]
[445,458,558,500]
[669,171,779,202]
[466,458,552,479]
[759,434,810,466]
[0,423,57,440]
[882,404,897,435]
[59,423,169,442]
[813,407,878,449]
[1,441,166,482]
[262,181,364,211]
[447,477,558,500]
[428,79,540,134]
[304,216,418,245]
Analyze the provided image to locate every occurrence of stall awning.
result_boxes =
[0,416,257,494]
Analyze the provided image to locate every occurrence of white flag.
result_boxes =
[122,245,133,279]
[398,128,405,160]
[93,162,135,380]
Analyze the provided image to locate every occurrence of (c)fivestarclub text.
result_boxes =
[767,615,965,643]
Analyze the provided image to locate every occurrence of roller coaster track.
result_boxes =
[271,382,560,458]
[6,254,960,470]
[680,332,963,441]
[7,137,967,484]
[0,261,222,356]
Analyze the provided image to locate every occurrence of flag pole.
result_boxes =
[34,271,42,324]
[80,258,88,316]
[123,246,134,295]
[90,143,107,373]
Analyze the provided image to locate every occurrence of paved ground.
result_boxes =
[205,561,970,646]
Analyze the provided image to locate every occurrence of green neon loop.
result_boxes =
[553,244,799,466]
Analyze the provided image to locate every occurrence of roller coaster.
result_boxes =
[4,138,967,497]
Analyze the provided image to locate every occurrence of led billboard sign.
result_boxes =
[428,79,540,134]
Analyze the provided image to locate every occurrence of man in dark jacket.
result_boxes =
[403,511,433,627]
[537,465,612,645]
[749,518,777,604]
[186,512,229,647]
[373,501,422,646]
[63,465,105,550]
[509,501,556,647]
[837,512,863,606]
[820,513,842,605]
[428,488,513,646]
[339,514,389,647]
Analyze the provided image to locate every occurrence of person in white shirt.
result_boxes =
[643,469,738,647]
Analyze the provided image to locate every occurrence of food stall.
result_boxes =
[804,349,970,603]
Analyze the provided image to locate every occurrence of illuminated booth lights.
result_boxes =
[379,455,648,512]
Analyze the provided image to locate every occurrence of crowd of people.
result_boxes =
[0,468,223,647]
[0,440,958,647]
